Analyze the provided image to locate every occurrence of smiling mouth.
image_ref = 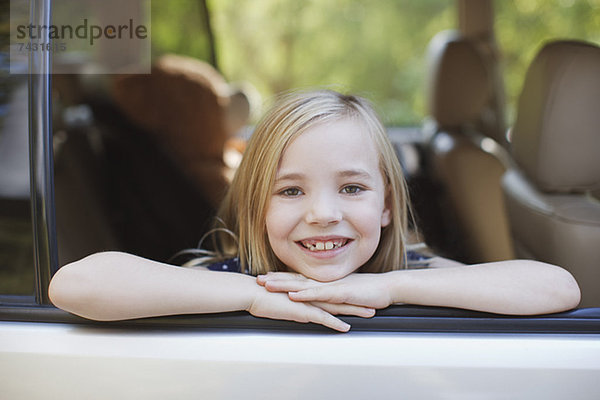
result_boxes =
[297,238,351,252]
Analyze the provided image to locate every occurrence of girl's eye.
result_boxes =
[280,187,302,197]
[341,185,362,194]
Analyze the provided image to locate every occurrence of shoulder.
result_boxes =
[405,249,433,269]
[426,256,466,268]
[204,257,244,273]
[405,249,465,269]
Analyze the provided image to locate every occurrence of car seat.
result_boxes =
[52,55,250,264]
[422,30,514,263]
[112,55,251,209]
[502,40,600,307]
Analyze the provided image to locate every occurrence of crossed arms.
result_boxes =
[49,251,581,332]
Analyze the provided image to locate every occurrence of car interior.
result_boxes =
[415,29,514,264]
[501,40,600,307]
[1,0,599,323]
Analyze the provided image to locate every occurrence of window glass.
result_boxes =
[50,0,211,266]
[496,0,600,122]
[0,3,34,296]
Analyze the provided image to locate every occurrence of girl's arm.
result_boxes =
[49,251,372,331]
[259,260,581,315]
[385,260,581,314]
[49,252,259,320]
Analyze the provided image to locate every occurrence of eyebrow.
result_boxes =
[274,169,374,183]
[338,169,373,179]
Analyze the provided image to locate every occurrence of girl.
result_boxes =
[49,90,581,332]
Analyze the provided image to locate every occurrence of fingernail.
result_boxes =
[288,291,303,300]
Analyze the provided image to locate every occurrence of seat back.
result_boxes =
[502,40,600,307]
[112,55,234,208]
[424,30,514,263]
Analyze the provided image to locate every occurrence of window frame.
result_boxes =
[1,0,600,336]
[1,303,600,334]
[28,0,58,306]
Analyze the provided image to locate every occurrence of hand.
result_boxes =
[247,284,374,332]
[257,272,394,310]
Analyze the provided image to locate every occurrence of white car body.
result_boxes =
[2,321,600,399]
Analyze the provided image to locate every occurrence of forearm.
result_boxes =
[386,260,581,315]
[49,251,259,321]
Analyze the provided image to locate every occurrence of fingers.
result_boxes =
[251,275,374,331]
[249,289,351,332]
[262,279,317,293]
[289,286,348,304]
[311,310,351,332]
[311,301,375,318]
[257,272,319,293]
[279,302,352,332]
[256,272,307,286]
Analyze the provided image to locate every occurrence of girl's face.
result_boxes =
[265,118,392,282]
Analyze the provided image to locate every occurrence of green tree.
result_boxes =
[495,0,600,122]
[210,0,454,125]
[151,0,213,63]
[151,0,600,126]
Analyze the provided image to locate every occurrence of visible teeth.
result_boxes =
[302,239,347,251]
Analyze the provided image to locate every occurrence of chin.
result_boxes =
[300,265,356,282]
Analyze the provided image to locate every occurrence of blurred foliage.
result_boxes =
[151,0,213,63]
[152,0,454,125]
[210,0,453,125]
[151,0,600,126]
[495,0,600,122]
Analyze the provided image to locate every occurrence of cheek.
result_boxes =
[265,200,296,242]
[349,201,386,253]
[265,204,298,270]
[352,199,387,232]
[264,211,280,247]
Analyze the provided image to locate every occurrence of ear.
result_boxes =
[381,206,392,228]
[381,191,392,228]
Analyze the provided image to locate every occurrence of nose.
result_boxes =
[304,192,342,226]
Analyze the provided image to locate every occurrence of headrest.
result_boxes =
[512,40,600,192]
[112,54,230,159]
[426,30,491,128]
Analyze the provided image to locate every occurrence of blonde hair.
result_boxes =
[189,89,410,275]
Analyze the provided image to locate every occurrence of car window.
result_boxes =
[2,0,600,336]
[0,22,35,297]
